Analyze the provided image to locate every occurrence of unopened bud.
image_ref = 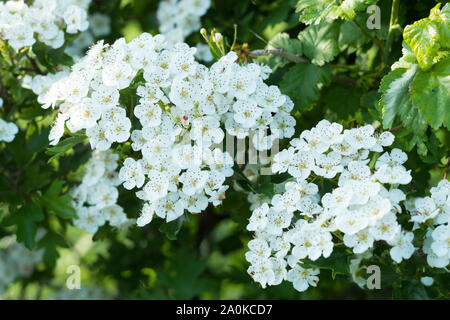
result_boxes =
[214,33,223,43]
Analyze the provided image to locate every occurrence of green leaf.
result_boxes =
[269,33,302,56]
[379,264,401,288]
[339,20,369,49]
[40,180,77,219]
[254,175,275,197]
[92,224,113,242]
[404,19,440,69]
[298,20,340,66]
[260,33,303,70]
[379,65,428,136]
[26,126,50,154]
[32,41,74,69]
[261,1,295,40]
[410,58,450,129]
[391,42,418,70]
[295,0,336,25]
[7,132,32,166]
[0,173,11,194]
[23,166,52,193]
[233,164,258,193]
[429,3,450,49]
[337,0,379,20]
[270,172,291,184]
[156,247,210,299]
[393,280,429,300]
[3,203,44,250]
[398,102,428,137]
[46,134,86,163]
[403,4,450,70]
[434,273,450,298]
[159,215,186,240]
[37,232,67,268]
[323,85,362,120]
[303,250,351,276]
[360,90,382,120]
[280,62,332,111]
[296,0,377,24]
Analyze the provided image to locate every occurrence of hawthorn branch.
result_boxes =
[26,54,45,75]
[389,124,403,132]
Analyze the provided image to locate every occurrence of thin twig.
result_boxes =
[19,67,37,73]
[389,124,403,132]
[249,29,269,45]
[26,54,45,75]
[444,161,449,180]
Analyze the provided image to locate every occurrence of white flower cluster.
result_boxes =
[0,118,19,143]
[24,66,72,110]
[0,0,91,50]
[411,179,450,268]
[31,33,294,227]
[157,0,210,44]
[72,150,132,234]
[22,12,110,94]
[245,120,416,292]
[0,236,43,293]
